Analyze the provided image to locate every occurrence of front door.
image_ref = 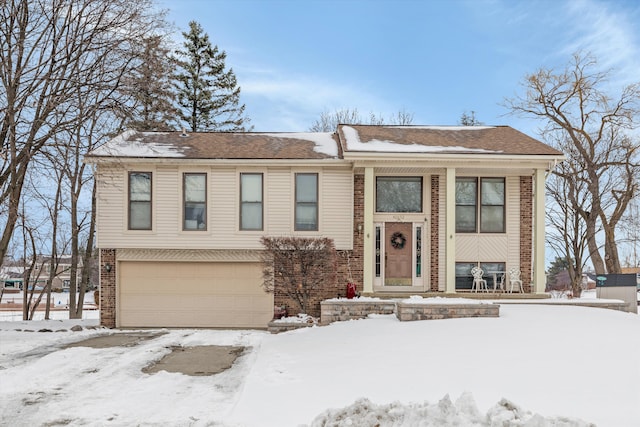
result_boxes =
[384,222,413,286]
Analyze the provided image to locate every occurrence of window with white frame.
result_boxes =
[183,173,206,230]
[240,173,263,230]
[129,172,152,230]
[295,173,318,231]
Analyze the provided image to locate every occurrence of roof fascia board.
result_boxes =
[84,157,350,167]
[343,152,564,162]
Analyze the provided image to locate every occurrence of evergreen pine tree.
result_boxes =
[173,21,250,132]
[126,36,178,131]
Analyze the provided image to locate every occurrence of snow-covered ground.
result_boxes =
[0,294,638,426]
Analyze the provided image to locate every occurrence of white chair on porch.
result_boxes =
[508,267,524,293]
[471,267,488,293]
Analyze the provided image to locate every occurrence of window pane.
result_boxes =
[481,178,504,205]
[241,202,262,229]
[456,206,476,232]
[376,177,422,212]
[184,202,206,230]
[242,174,262,202]
[130,173,151,201]
[455,178,476,205]
[455,262,475,290]
[241,174,263,230]
[480,262,505,273]
[296,174,317,203]
[185,174,206,202]
[184,174,206,230]
[129,172,151,229]
[296,174,318,230]
[130,201,151,229]
[296,205,317,230]
[481,206,504,232]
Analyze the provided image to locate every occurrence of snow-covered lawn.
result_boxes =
[0,302,638,426]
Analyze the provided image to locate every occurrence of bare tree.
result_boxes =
[0,0,168,270]
[260,236,337,314]
[546,155,594,297]
[505,53,640,274]
[309,107,414,132]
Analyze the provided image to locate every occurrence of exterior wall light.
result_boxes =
[104,263,112,273]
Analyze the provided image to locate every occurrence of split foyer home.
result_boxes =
[85,125,564,328]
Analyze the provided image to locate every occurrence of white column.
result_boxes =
[533,169,546,293]
[363,167,374,293]
[445,168,456,293]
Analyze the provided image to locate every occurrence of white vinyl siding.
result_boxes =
[95,164,353,250]
[456,176,520,269]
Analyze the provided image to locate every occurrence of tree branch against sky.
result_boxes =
[308,108,414,132]
[0,0,167,269]
[505,52,640,274]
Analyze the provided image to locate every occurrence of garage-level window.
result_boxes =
[183,173,206,230]
[240,173,263,230]
[295,173,318,231]
[456,177,505,233]
[376,176,422,212]
[129,172,152,230]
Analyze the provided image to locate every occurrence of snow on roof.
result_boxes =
[90,130,185,158]
[262,132,338,157]
[342,125,503,153]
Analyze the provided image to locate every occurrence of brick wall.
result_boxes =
[430,175,440,291]
[520,176,533,291]
[100,248,116,328]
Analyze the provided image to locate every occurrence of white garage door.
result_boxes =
[118,261,273,328]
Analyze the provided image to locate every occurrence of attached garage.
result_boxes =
[118,261,273,328]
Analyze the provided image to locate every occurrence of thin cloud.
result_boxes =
[561,0,640,86]
[236,65,392,131]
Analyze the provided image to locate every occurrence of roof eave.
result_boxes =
[84,156,348,166]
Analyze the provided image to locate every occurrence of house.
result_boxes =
[1,255,83,292]
[85,125,564,328]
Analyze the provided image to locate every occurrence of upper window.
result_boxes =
[376,177,423,213]
[183,173,206,230]
[128,172,152,230]
[455,177,505,233]
[295,173,318,231]
[240,173,263,230]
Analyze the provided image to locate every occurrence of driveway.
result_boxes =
[65,331,246,376]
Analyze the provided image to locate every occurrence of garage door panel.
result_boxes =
[118,261,273,328]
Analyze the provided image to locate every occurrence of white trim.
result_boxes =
[445,168,456,293]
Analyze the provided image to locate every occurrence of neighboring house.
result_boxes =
[85,125,564,328]
[1,255,82,292]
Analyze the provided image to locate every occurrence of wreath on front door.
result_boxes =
[390,231,406,250]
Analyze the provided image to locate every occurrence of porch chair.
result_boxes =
[508,267,524,293]
[470,267,488,293]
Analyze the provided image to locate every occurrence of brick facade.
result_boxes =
[430,175,440,291]
[99,248,116,328]
[520,176,533,291]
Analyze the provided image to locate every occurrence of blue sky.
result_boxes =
[160,0,640,136]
